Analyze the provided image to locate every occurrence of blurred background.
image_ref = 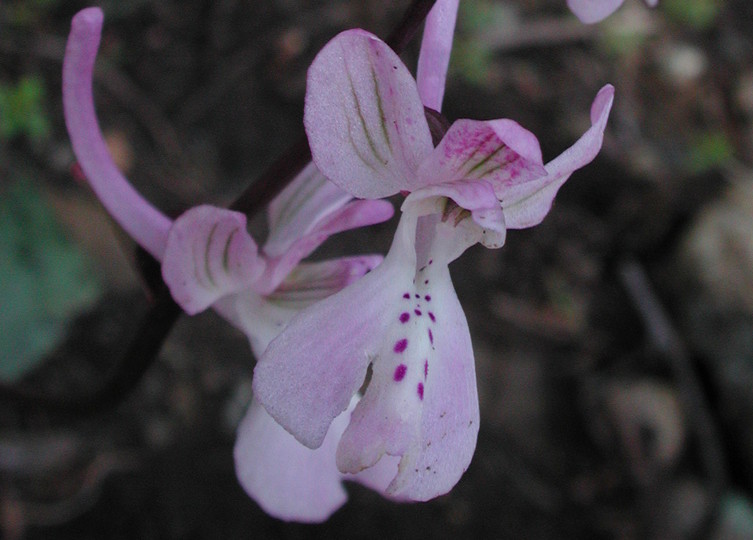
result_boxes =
[2,0,753,537]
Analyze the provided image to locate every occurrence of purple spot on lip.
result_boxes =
[428,328,434,344]
[429,259,433,265]
[425,295,431,301]
[417,382,424,400]
[415,294,420,299]
[394,364,407,381]
[424,360,428,379]
[428,312,436,322]
[403,292,410,299]
[394,338,408,353]
[414,309,422,316]
[424,280,429,285]
[399,312,410,323]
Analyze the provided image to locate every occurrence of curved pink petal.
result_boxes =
[404,179,507,249]
[304,29,433,199]
[253,214,420,449]
[63,8,171,260]
[418,119,547,197]
[218,256,383,359]
[567,0,624,23]
[255,198,394,294]
[271,255,385,305]
[234,395,403,523]
[416,0,459,112]
[162,206,264,315]
[336,223,479,500]
[234,397,348,522]
[264,163,351,259]
[501,84,615,229]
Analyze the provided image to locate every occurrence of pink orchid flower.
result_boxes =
[568,0,658,24]
[252,29,614,502]
[64,7,397,522]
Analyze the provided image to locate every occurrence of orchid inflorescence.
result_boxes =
[60,0,650,524]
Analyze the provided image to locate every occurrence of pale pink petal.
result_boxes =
[347,452,402,495]
[270,255,385,306]
[403,179,507,249]
[234,397,348,523]
[336,231,479,501]
[501,84,615,229]
[253,214,420,449]
[255,199,394,294]
[416,0,460,112]
[63,8,171,260]
[567,0,624,23]
[234,395,403,523]
[218,256,383,359]
[214,290,295,359]
[418,119,547,196]
[304,29,433,199]
[264,163,351,259]
[386,259,478,499]
[162,206,264,315]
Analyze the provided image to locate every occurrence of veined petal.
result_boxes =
[63,8,171,260]
[255,198,393,294]
[234,397,348,523]
[218,256,383,359]
[254,213,420,449]
[162,206,264,315]
[304,29,433,199]
[404,179,506,250]
[270,255,385,307]
[264,163,351,259]
[336,240,479,501]
[418,119,547,196]
[501,84,614,229]
[417,0,460,112]
[567,0,625,23]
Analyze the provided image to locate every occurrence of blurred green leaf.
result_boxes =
[714,492,753,539]
[0,76,51,143]
[0,179,101,382]
[451,39,494,87]
[5,0,61,27]
[687,131,733,173]
[452,0,518,87]
[664,0,720,30]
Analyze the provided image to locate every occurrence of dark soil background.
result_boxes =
[2,0,753,538]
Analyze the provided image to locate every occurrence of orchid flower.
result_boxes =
[253,29,614,502]
[64,7,398,522]
[568,0,658,24]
